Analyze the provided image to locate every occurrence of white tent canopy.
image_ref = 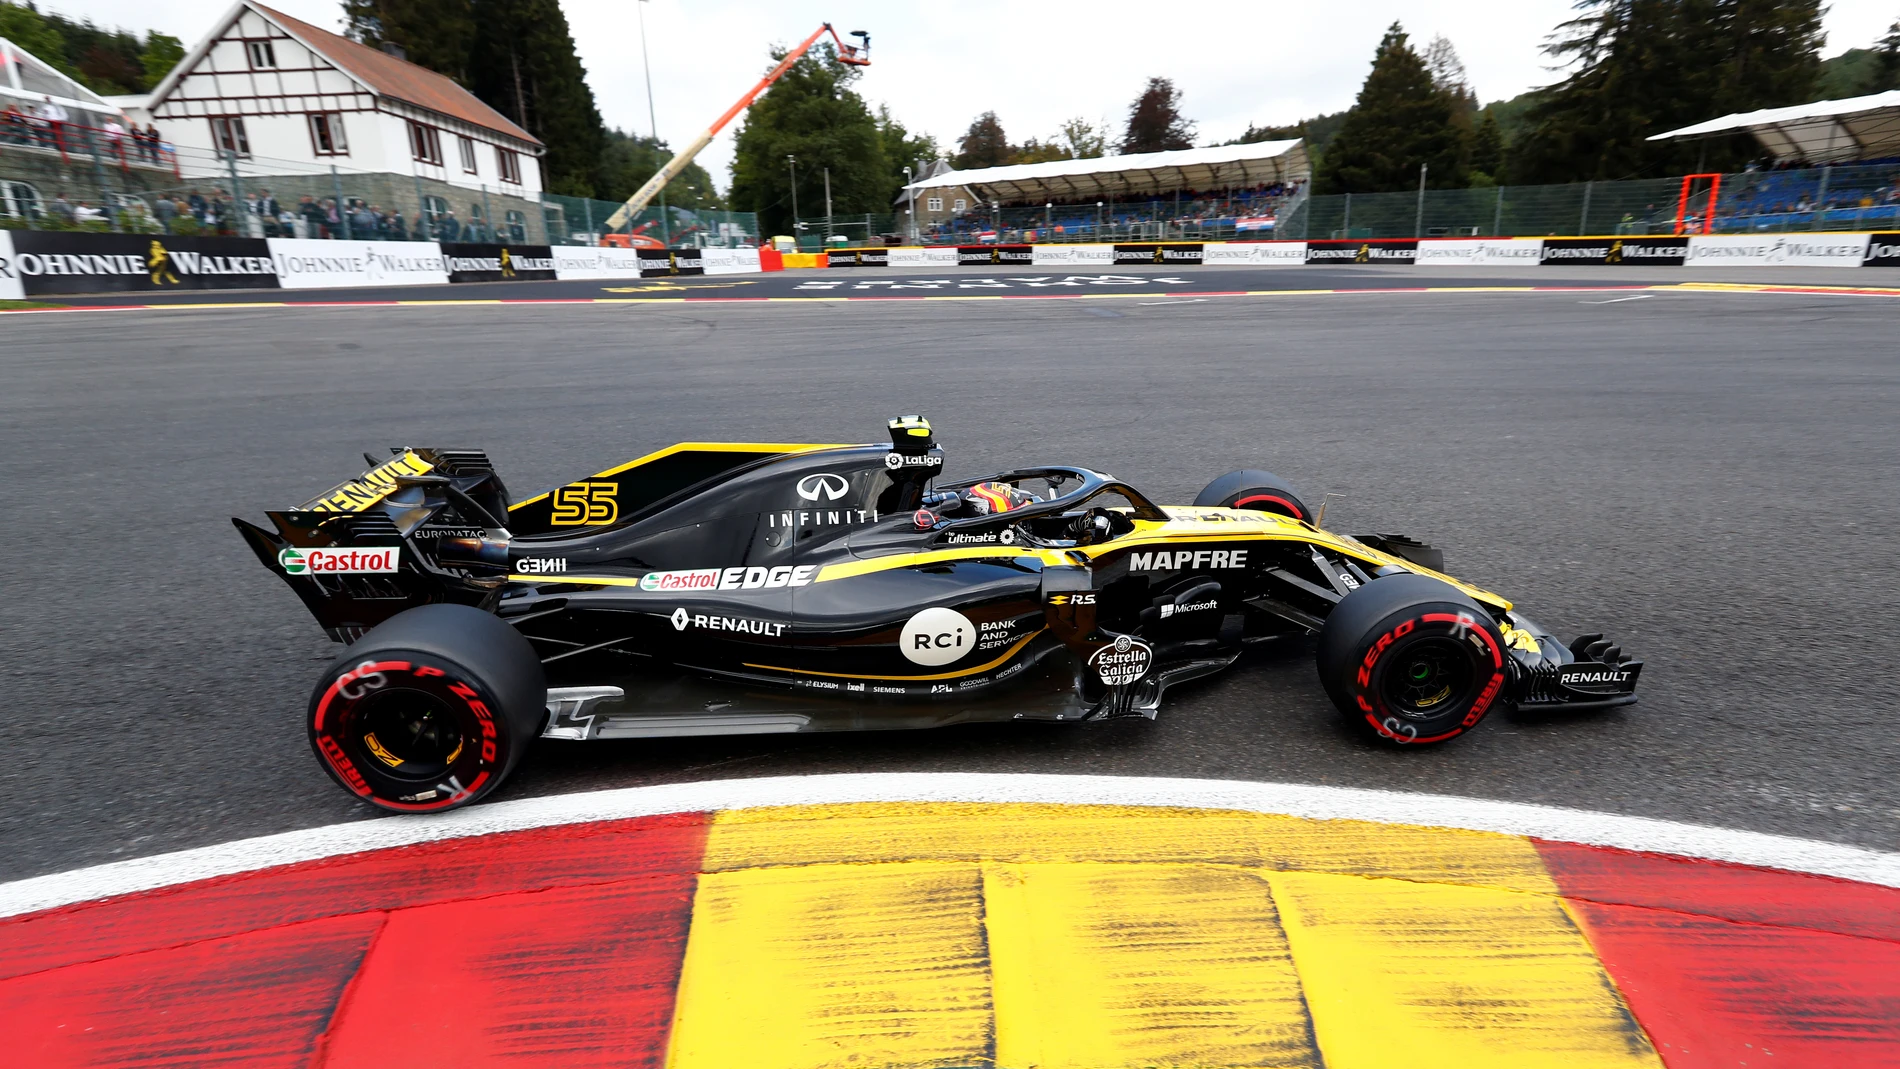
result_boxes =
[1648,90,1900,163]
[905,140,1308,204]
[0,36,126,123]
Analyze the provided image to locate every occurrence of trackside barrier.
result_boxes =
[3,231,1899,300]
[829,235,1900,269]
[0,230,759,297]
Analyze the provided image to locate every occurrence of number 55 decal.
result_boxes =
[550,481,618,526]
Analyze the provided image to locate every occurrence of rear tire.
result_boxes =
[307,603,545,812]
[1194,469,1313,523]
[1316,573,1509,746]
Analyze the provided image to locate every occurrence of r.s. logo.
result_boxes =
[550,481,618,526]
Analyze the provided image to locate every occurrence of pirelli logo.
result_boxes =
[302,452,434,513]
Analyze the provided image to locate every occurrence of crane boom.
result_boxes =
[604,22,868,233]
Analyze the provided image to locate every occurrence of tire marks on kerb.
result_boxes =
[4,774,1897,920]
[5,787,1897,1068]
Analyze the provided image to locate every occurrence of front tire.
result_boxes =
[1316,573,1509,746]
[307,604,545,812]
[1194,469,1313,524]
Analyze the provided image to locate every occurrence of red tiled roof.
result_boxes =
[252,3,541,147]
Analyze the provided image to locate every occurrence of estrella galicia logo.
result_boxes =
[796,473,850,502]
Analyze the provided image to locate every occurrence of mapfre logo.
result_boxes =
[279,546,400,574]
[797,473,850,502]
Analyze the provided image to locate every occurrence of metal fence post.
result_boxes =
[1812,166,1831,231]
[481,185,495,242]
[1578,180,1593,236]
[1414,163,1428,238]
[1493,185,1505,236]
[332,165,352,240]
[412,175,428,239]
[1342,193,1351,238]
[582,197,592,245]
[225,150,246,237]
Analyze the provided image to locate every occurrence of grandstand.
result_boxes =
[901,140,1310,244]
[1649,91,1900,233]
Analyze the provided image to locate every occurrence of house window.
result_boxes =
[926,196,942,212]
[457,135,477,173]
[504,209,526,242]
[210,116,251,158]
[496,147,521,184]
[953,198,966,212]
[408,120,442,165]
[246,40,277,69]
[307,113,347,155]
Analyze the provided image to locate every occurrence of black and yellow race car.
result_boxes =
[236,416,1641,812]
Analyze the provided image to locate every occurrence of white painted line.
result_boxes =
[1583,294,1654,304]
[1137,298,1211,306]
[3,773,1896,919]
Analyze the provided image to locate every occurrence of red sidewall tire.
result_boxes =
[309,653,516,812]
[306,603,545,813]
[1318,574,1510,746]
[1193,469,1313,523]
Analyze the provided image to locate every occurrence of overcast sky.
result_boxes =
[44,0,1900,191]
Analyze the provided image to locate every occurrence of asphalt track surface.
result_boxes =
[4,266,1898,880]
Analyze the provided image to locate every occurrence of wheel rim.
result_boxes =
[350,689,464,780]
[1381,637,1475,720]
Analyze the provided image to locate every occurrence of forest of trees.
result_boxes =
[7,0,1894,215]
[0,1,181,94]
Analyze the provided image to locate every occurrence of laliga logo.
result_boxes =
[797,472,850,502]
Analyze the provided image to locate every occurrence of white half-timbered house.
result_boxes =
[147,1,543,198]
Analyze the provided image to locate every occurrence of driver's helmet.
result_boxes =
[963,481,1039,516]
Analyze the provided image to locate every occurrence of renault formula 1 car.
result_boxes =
[236,416,1641,812]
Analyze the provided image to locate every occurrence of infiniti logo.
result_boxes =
[796,473,850,502]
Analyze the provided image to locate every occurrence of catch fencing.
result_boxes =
[538,193,759,248]
[902,162,1900,245]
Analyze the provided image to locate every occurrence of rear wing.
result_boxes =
[232,448,514,642]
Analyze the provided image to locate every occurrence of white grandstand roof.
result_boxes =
[905,140,1309,203]
[1648,90,1900,163]
[0,36,125,120]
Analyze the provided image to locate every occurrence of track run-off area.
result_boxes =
[5,265,1900,1065]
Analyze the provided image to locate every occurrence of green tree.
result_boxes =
[876,104,939,180]
[598,129,723,209]
[1508,0,1822,183]
[0,3,73,79]
[1878,18,1900,91]
[344,0,478,85]
[1469,110,1505,181]
[955,111,1011,168]
[729,44,889,236]
[467,0,604,197]
[1059,116,1107,159]
[1121,76,1194,153]
[345,0,604,196]
[1316,23,1469,193]
[139,33,183,90]
[1010,138,1068,164]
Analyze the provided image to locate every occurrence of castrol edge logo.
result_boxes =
[279,546,400,574]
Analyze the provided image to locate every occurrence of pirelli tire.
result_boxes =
[307,603,546,812]
[1193,469,1313,524]
[1316,573,1511,746]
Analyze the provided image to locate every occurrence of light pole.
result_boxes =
[786,155,799,246]
[1096,200,1103,235]
[991,200,999,238]
[1045,201,1051,236]
[635,0,671,246]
